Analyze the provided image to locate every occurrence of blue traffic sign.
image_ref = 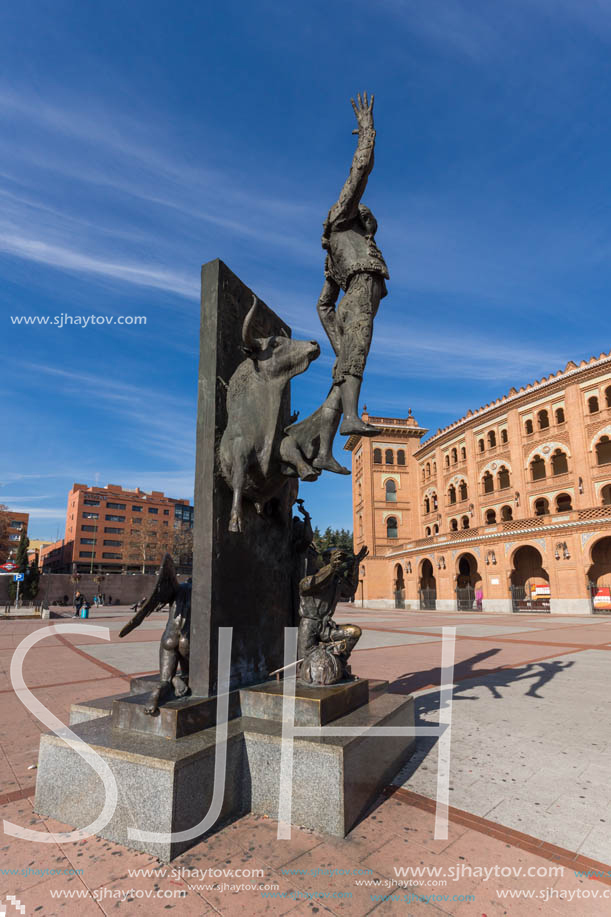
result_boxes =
[13,573,24,582]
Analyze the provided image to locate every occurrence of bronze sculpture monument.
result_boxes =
[35,93,417,856]
[123,92,386,701]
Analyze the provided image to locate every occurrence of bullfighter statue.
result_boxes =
[287,92,387,477]
[298,545,369,685]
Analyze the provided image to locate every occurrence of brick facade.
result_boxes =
[346,352,611,614]
[40,483,193,574]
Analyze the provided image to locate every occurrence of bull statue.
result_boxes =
[220,295,321,533]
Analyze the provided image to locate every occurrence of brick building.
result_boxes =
[40,484,193,574]
[0,511,30,562]
[347,351,611,615]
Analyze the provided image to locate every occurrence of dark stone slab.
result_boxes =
[191,260,296,697]
[112,690,241,739]
[240,678,370,726]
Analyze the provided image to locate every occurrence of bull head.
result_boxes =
[242,295,289,356]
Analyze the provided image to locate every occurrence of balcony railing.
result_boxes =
[388,505,611,553]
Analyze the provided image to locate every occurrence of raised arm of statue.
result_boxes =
[326,92,375,228]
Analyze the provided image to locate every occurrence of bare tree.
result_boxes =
[125,517,173,573]
[171,524,193,573]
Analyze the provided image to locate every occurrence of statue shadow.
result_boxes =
[387,654,576,786]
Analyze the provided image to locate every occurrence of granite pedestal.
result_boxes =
[34,678,415,859]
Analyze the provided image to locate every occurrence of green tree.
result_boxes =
[27,555,40,601]
[8,530,29,602]
[312,526,353,554]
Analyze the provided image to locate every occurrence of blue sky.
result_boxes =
[1,0,610,539]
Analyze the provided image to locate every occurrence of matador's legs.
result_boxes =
[312,387,350,475]
[333,272,384,437]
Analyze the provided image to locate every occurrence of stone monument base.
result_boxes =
[34,679,415,860]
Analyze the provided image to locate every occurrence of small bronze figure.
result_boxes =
[119,554,191,715]
[297,545,368,685]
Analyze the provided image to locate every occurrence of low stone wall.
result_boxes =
[0,573,189,607]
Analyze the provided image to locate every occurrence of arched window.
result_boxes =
[385,480,397,502]
[482,471,494,494]
[461,516,470,529]
[525,419,534,435]
[589,396,600,414]
[501,505,513,521]
[500,429,508,444]
[485,509,497,525]
[373,448,382,464]
[551,449,568,475]
[498,466,511,489]
[432,492,438,510]
[433,523,439,534]
[478,438,485,453]
[450,518,458,531]
[422,467,426,481]
[555,407,565,424]
[487,430,496,448]
[597,436,611,465]
[556,493,572,512]
[397,450,405,466]
[448,484,457,505]
[534,497,549,516]
[386,516,398,539]
[538,410,549,430]
[601,484,611,505]
[459,481,468,501]
[451,448,458,464]
[424,496,430,514]
[445,455,450,467]
[425,526,431,536]
[606,386,611,408]
[433,461,437,474]
[461,446,466,460]
[530,455,546,481]
[426,462,431,477]
[385,449,394,465]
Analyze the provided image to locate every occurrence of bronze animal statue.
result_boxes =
[219,295,321,533]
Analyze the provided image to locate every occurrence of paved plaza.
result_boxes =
[1,606,611,915]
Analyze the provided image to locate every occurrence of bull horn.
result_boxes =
[242,294,259,352]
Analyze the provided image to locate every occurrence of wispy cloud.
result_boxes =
[0,229,199,299]
[23,364,196,465]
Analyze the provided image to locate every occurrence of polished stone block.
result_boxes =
[34,714,250,862]
[243,691,415,836]
[240,677,372,726]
